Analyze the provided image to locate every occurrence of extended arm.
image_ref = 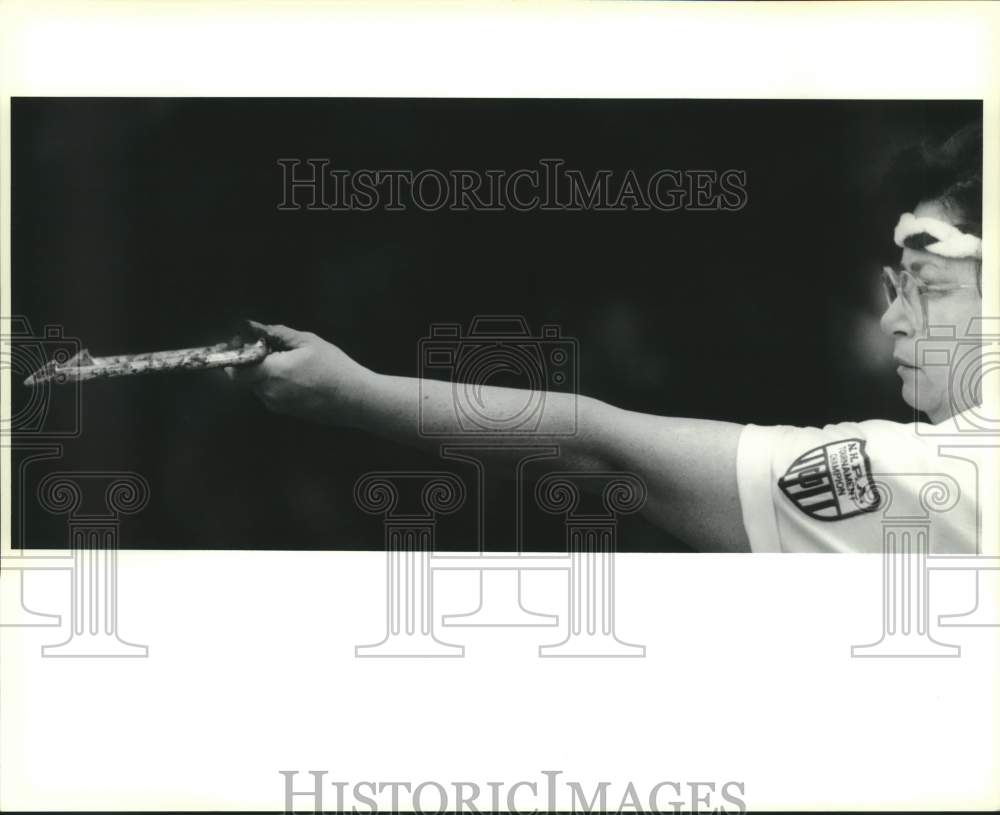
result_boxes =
[230,322,751,552]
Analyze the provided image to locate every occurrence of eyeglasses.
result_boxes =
[881,265,979,331]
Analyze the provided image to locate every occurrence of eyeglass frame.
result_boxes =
[881,265,980,332]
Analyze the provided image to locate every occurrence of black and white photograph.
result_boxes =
[7,97,994,554]
[1,2,998,813]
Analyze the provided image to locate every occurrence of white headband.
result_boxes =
[893,212,982,259]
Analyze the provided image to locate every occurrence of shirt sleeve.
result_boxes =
[736,417,978,554]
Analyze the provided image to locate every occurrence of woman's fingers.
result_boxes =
[246,320,310,350]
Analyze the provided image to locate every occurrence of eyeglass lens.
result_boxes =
[882,268,925,326]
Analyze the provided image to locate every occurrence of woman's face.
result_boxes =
[879,200,982,423]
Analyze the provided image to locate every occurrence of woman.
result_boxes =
[229,124,986,554]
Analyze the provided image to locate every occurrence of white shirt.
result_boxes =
[736,409,991,554]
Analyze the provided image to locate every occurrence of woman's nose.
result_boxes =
[879,294,916,338]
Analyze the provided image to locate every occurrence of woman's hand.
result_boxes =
[226,321,372,426]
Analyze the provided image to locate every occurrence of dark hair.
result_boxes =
[888,120,982,240]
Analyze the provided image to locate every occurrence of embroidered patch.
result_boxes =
[779,438,880,521]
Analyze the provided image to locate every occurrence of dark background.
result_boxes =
[10,98,980,551]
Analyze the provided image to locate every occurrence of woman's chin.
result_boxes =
[900,379,950,422]
[900,380,917,410]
